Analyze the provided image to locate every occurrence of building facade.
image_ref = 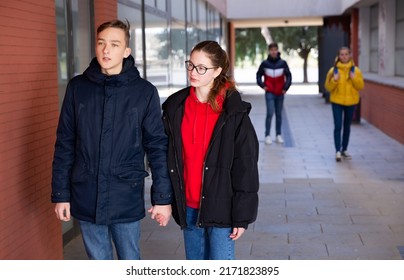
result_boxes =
[0,0,227,259]
[357,0,404,144]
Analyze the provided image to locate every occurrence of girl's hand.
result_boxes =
[333,73,340,81]
[349,71,355,79]
[148,205,172,226]
[229,227,245,240]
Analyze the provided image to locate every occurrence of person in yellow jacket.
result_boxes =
[325,47,364,162]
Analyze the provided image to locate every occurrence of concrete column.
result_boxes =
[359,6,370,72]
[351,8,359,64]
[228,21,236,77]
[378,0,396,76]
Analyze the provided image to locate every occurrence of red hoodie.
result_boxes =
[181,87,224,209]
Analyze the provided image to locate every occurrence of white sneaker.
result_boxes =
[335,151,342,162]
[276,135,284,144]
[265,136,272,145]
[341,151,352,160]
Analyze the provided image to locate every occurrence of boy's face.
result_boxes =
[96,27,131,75]
[269,47,278,58]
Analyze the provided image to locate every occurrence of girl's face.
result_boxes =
[338,49,351,64]
[187,50,222,89]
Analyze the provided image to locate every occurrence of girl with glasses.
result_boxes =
[162,40,259,260]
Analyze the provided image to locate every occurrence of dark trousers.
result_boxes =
[265,92,284,136]
[331,103,356,152]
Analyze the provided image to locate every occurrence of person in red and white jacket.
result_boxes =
[162,41,259,260]
[256,42,292,145]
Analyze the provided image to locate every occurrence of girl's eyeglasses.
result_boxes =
[185,60,218,75]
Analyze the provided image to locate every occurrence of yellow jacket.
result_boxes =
[324,60,364,106]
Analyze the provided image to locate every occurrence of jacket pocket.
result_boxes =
[127,108,140,148]
[71,159,90,183]
[109,164,147,220]
[112,163,149,186]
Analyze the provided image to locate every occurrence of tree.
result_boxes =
[235,26,318,83]
[269,26,318,83]
[235,28,267,66]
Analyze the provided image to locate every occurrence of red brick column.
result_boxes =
[93,0,118,31]
[350,8,359,64]
[0,0,62,259]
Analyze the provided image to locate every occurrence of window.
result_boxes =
[55,0,93,105]
[144,12,169,88]
[118,3,144,77]
[171,0,186,21]
[197,0,207,41]
[187,0,198,25]
[145,0,166,11]
[369,4,379,73]
[54,0,93,237]
[396,0,404,76]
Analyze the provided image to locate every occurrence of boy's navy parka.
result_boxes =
[51,55,172,225]
[162,88,259,229]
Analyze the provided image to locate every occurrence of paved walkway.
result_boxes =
[63,84,404,260]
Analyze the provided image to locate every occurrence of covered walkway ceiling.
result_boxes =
[210,0,379,28]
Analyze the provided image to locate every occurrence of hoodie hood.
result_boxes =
[83,55,140,87]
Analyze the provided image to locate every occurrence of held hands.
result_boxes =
[229,227,245,240]
[55,202,71,221]
[148,205,172,226]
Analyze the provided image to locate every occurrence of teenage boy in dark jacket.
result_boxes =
[51,19,172,260]
[256,42,292,145]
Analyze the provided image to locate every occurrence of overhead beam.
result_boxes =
[232,17,324,28]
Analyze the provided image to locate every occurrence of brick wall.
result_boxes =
[94,0,118,31]
[0,0,62,259]
[361,81,404,145]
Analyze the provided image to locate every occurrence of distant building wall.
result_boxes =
[0,0,62,259]
[358,0,404,144]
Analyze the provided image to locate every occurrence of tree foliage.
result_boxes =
[235,28,267,66]
[235,26,319,82]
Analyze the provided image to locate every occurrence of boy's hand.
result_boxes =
[148,205,172,226]
[55,202,71,221]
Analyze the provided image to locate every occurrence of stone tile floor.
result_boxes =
[64,84,404,260]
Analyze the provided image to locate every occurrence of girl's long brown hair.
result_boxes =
[191,41,236,112]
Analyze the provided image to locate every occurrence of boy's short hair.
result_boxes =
[97,19,130,47]
[268,42,279,50]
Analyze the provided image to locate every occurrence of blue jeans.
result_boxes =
[78,219,141,260]
[183,207,235,260]
[331,103,356,152]
[265,92,284,136]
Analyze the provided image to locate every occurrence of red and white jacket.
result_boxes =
[256,53,292,95]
